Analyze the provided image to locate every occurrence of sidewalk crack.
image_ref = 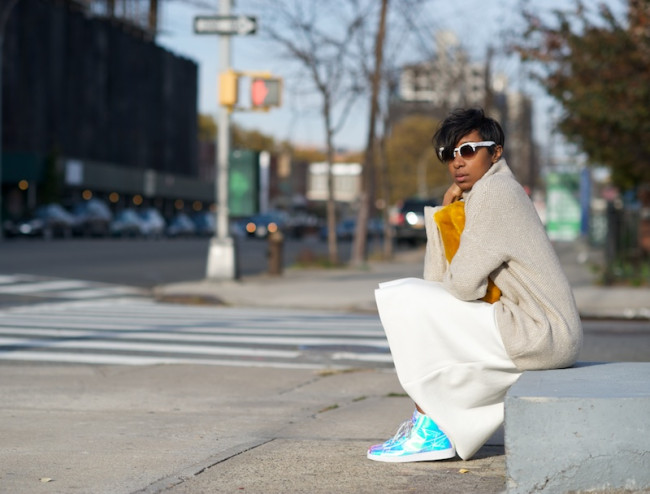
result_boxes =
[133,438,276,494]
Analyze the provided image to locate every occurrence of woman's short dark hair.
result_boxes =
[432,108,504,162]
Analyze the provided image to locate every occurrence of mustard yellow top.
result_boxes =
[433,200,501,304]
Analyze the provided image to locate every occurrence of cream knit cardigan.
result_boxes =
[424,159,583,371]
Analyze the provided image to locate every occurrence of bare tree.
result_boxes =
[252,0,371,265]
[249,0,440,265]
[349,0,437,264]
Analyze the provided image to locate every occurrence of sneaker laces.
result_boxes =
[389,418,414,444]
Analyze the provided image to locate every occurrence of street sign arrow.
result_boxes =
[194,15,257,36]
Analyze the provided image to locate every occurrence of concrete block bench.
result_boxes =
[504,362,650,493]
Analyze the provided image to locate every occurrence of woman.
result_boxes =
[367,108,582,462]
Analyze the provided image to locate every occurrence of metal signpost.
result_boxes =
[197,3,257,280]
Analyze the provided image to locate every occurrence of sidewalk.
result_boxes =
[0,363,507,494]
[154,240,650,320]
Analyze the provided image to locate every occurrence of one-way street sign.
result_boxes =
[194,15,257,36]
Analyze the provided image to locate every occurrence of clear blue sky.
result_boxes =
[155,0,623,155]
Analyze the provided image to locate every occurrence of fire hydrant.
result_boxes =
[267,231,284,276]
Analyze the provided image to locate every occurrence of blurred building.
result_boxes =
[307,162,362,204]
[397,32,488,117]
[1,0,208,221]
[390,31,539,192]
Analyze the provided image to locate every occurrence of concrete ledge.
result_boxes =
[505,362,650,494]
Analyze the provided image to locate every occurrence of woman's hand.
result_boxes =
[442,183,463,206]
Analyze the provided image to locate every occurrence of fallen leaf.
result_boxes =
[39,477,53,483]
[458,469,469,474]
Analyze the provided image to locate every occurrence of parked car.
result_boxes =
[110,209,145,238]
[333,218,357,241]
[285,212,321,239]
[192,211,216,237]
[230,218,248,238]
[3,218,19,238]
[320,217,384,241]
[166,212,196,238]
[16,203,76,239]
[71,198,113,237]
[391,197,438,245]
[244,211,288,238]
[368,217,385,238]
[138,208,166,239]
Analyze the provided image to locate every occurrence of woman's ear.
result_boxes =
[491,145,503,163]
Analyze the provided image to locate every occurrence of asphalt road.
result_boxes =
[578,318,650,362]
[0,234,356,287]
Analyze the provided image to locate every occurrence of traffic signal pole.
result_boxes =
[196,6,278,279]
[206,0,237,280]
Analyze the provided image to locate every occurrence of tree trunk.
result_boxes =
[351,0,389,267]
[379,124,394,260]
[323,94,339,266]
[148,0,158,37]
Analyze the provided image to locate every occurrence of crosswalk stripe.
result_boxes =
[0,351,327,369]
[0,336,302,358]
[331,352,394,363]
[0,274,41,284]
[0,327,389,349]
[0,315,383,335]
[0,279,92,294]
[43,287,144,298]
[0,274,148,300]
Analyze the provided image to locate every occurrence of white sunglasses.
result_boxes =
[438,141,496,162]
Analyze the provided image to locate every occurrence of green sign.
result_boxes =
[546,172,581,241]
[228,150,259,217]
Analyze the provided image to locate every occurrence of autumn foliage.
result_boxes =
[514,0,650,189]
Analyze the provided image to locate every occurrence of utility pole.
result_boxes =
[0,0,22,242]
[205,0,237,279]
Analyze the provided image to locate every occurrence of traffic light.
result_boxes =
[219,70,239,106]
[250,77,282,108]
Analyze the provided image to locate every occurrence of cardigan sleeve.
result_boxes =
[441,177,520,301]
[423,205,448,281]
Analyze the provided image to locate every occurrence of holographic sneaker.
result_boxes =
[367,410,456,463]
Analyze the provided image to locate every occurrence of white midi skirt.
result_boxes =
[375,277,522,460]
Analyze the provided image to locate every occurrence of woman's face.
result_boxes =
[447,129,502,192]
